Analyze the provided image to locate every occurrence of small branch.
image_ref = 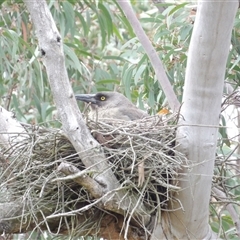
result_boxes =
[56,162,103,198]
[4,83,16,111]
[213,187,240,238]
[55,161,151,223]
[151,0,167,13]
[46,186,125,219]
[116,0,180,111]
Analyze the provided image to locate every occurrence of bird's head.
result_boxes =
[75,92,133,110]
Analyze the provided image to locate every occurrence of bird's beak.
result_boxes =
[75,94,97,104]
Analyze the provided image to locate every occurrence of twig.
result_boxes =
[213,187,240,238]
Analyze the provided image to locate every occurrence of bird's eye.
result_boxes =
[100,96,106,101]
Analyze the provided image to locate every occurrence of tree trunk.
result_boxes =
[151,2,238,239]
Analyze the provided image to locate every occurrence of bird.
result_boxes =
[75,91,148,121]
[75,91,148,186]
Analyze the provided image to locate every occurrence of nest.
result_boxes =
[1,112,238,238]
[0,114,184,236]
[87,114,182,193]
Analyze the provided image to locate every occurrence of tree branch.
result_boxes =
[172,2,238,239]
[117,0,180,111]
[22,0,151,229]
[0,106,27,149]
[24,0,118,192]
[151,0,167,13]
[56,162,104,199]
[213,187,240,238]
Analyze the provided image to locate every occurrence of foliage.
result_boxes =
[0,0,195,125]
[0,0,240,239]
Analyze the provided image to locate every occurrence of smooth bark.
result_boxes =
[24,0,117,192]
[151,1,238,239]
[22,0,150,230]
[158,2,237,239]
[0,107,27,148]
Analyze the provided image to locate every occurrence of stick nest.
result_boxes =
[1,113,238,238]
[0,114,183,236]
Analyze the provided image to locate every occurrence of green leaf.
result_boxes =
[140,17,162,24]
[168,3,189,17]
[62,1,75,37]
[33,94,41,116]
[219,114,231,147]
[40,102,49,121]
[97,14,107,48]
[46,106,56,119]
[98,3,113,37]
[94,68,111,82]
[103,55,125,61]
[134,64,146,85]
[122,64,135,99]
[96,79,120,85]
[112,24,123,41]
[12,94,26,120]
[229,54,240,71]
[64,44,84,75]
[75,11,88,36]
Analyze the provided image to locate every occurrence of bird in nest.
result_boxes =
[75,91,149,187]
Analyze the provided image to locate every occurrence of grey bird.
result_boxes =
[75,91,148,121]
[75,91,148,186]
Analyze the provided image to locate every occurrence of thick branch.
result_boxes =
[24,0,117,192]
[0,106,27,149]
[56,162,103,199]
[172,2,238,239]
[23,0,151,228]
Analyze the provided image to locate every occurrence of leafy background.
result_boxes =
[0,1,240,239]
[0,1,195,126]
